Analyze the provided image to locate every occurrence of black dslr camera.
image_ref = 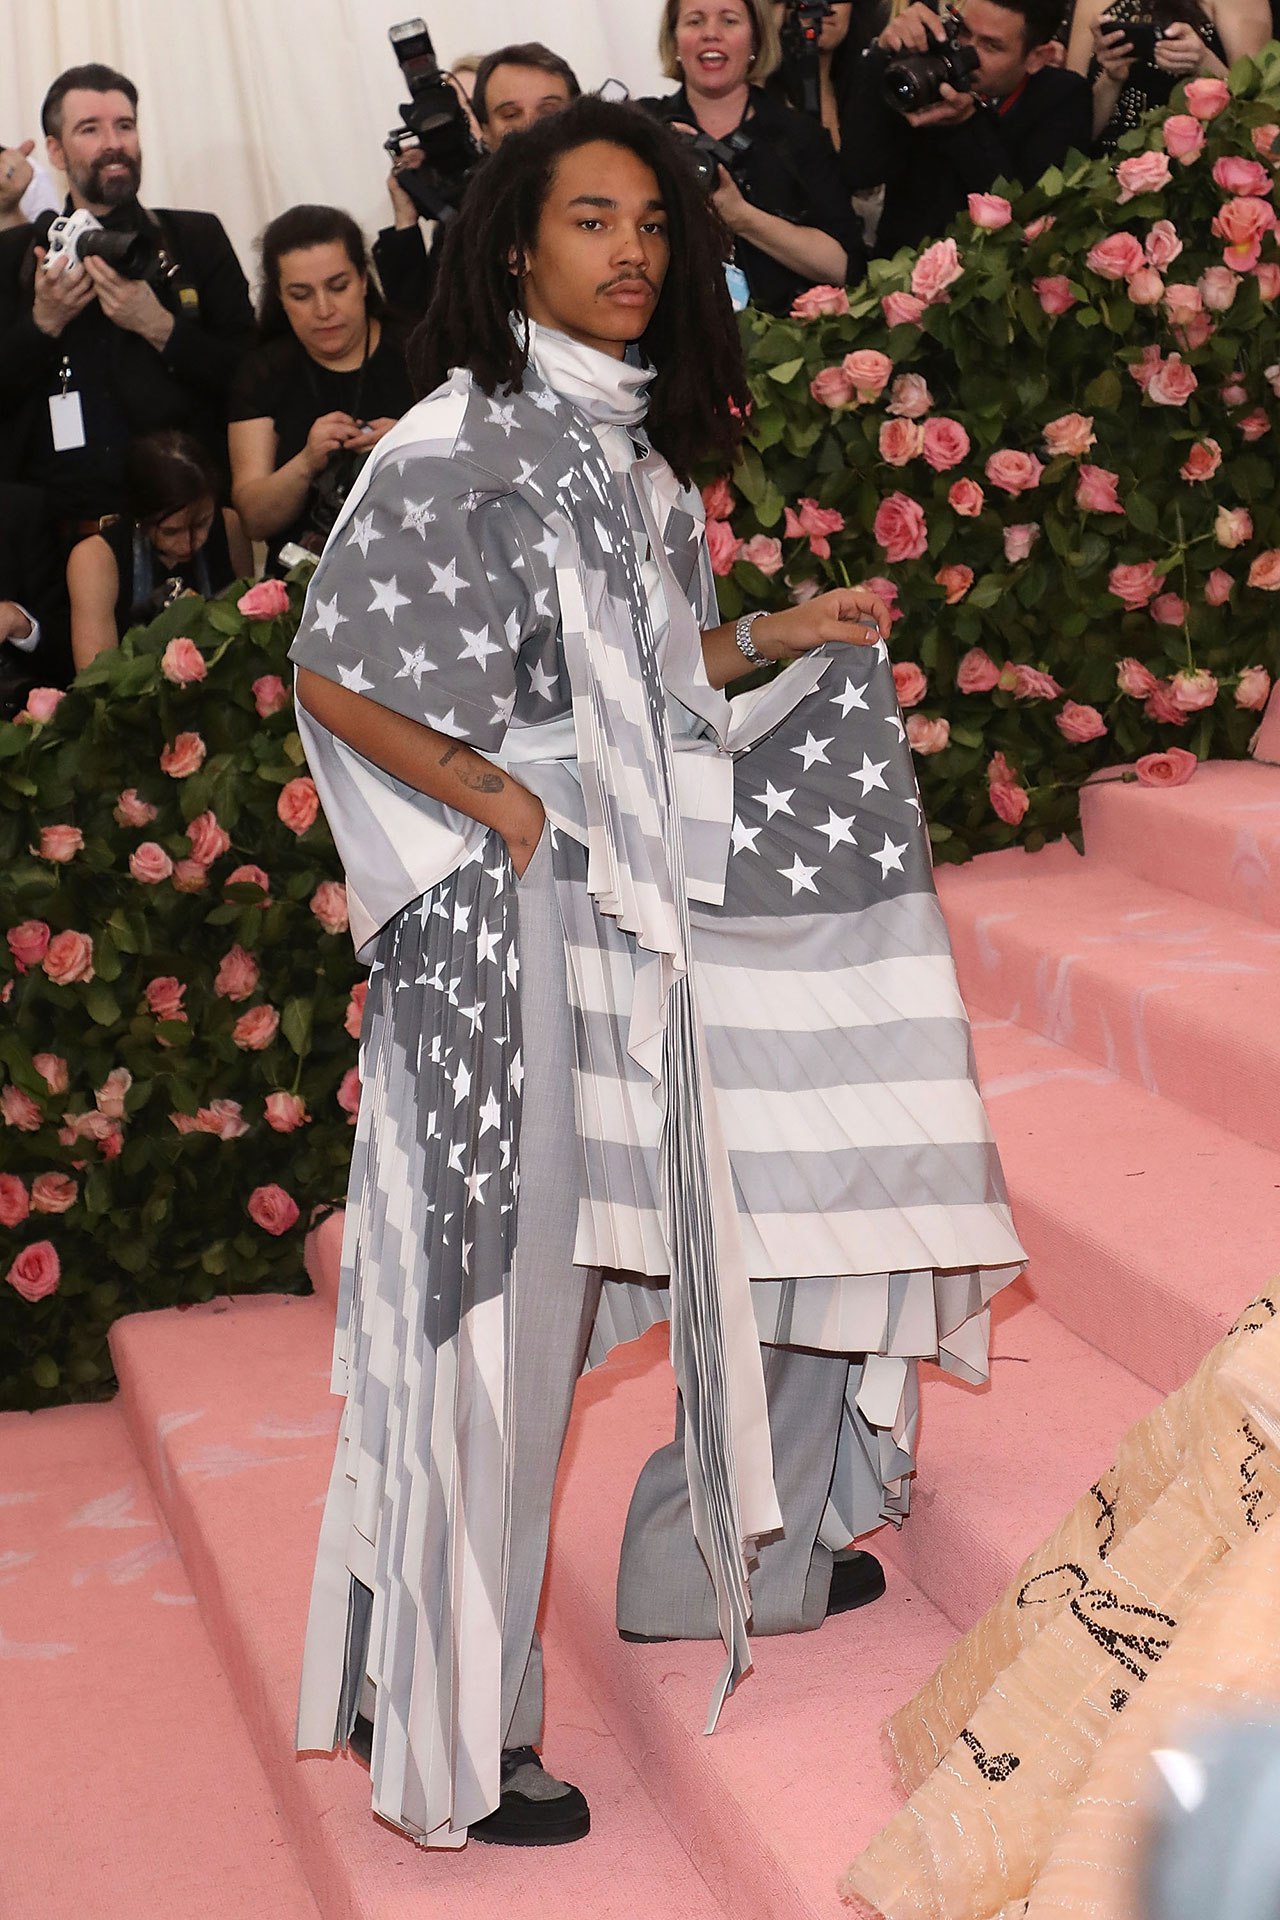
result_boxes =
[778,0,835,117]
[881,15,981,114]
[673,124,755,194]
[384,17,483,225]
[41,208,160,281]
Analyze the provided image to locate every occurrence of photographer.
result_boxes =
[769,2,890,147]
[843,0,1091,256]
[1066,0,1268,149]
[639,0,864,315]
[0,64,253,541]
[228,206,412,575]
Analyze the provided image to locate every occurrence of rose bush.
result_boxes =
[0,567,358,1409]
[710,51,1280,860]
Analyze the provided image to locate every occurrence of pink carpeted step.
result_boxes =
[938,856,1280,1154]
[109,1294,733,1920]
[0,1400,319,1920]
[1079,760,1280,925]
[969,1015,1280,1395]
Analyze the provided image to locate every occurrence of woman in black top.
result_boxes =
[1067,0,1268,148]
[639,0,864,314]
[228,205,414,574]
[67,430,248,670]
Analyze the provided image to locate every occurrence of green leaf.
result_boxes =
[83,984,121,1027]
[282,995,314,1058]
[205,600,246,635]
[766,357,804,384]
[1084,370,1122,410]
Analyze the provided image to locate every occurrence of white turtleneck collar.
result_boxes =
[522,319,654,429]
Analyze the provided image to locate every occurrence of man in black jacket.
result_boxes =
[0,63,253,539]
[842,0,1091,257]
[0,482,71,713]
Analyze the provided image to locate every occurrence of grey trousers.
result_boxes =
[502,831,848,1744]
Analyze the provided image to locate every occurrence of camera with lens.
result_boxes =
[881,16,981,114]
[1100,16,1166,61]
[383,16,483,226]
[668,123,754,195]
[41,207,158,280]
[778,0,835,115]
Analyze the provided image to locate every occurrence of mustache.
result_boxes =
[597,271,657,294]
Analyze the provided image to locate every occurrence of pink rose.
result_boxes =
[922,416,970,471]
[784,498,845,560]
[881,290,926,328]
[1087,231,1146,280]
[252,674,290,718]
[42,930,94,986]
[706,518,743,576]
[1146,354,1198,406]
[232,1004,280,1052]
[114,788,158,828]
[145,976,187,1022]
[1076,465,1124,514]
[841,349,894,400]
[1012,663,1063,701]
[863,576,903,625]
[1256,263,1280,300]
[911,236,964,304]
[739,534,784,576]
[990,780,1030,826]
[1127,267,1165,306]
[7,920,50,972]
[186,811,231,870]
[193,1099,250,1141]
[1174,313,1214,350]
[906,715,951,754]
[160,637,207,686]
[1003,523,1040,563]
[1239,408,1270,442]
[345,979,368,1039]
[985,449,1043,494]
[310,879,350,935]
[1204,568,1234,606]
[1213,196,1276,271]
[1,1085,42,1131]
[987,751,1018,788]
[1179,438,1221,483]
[948,477,984,516]
[129,841,174,885]
[1162,115,1205,162]
[277,776,320,837]
[160,732,206,779]
[1116,151,1171,202]
[31,1172,78,1215]
[1151,592,1187,627]
[1199,265,1241,311]
[247,1182,301,1235]
[20,686,64,725]
[701,476,736,521]
[1253,124,1280,156]
[171,859,207,894]
[1128,345,1163,393]
[893,661,929,707]
[934,565,974,606]
[214,944,260,1002]
[873,493,928,563]
[1135,747,1198,786]
[878,417,925,466]
[790,282,849,320]
[1247,549,1280,589]
[1056,701,1108,743]
[1213,155,1272,198]
[1146,680,1187,726]
[1118,656,1159,698]
[1162,281,1203,327]
[264,1091,310,1133]
[1043,413,1096,458]
[886,373,933,418]
[968,191,1013,229]
[95,1067,131,1119]
[957,647,1001,694]
[6,1241,60,1303]
[225,864,271,902]
[809,365,856,409]
[237,578,290,620]
[337,1067,361,1124]
[1171,668,1218,712]
[0,1174,29,1228]
[1184,77,1231,119]
[1033,274,1077,315]
[1109,561,1164,609]
[1215,505,1253,548]
[1236,665,1273,709]
[37,825,83,863]
[32,1054,68,1095]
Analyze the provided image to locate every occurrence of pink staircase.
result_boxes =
[6,757,1279,1918]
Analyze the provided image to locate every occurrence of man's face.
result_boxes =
[953,0,1032,98]
[47,88,142,210]
[519,141,670,361]
[481,64,573,149]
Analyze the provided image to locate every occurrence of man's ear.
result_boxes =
[46,134,67,175]
[1025,37,1066,70]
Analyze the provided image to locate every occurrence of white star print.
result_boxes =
[336,659,375,693]
[395,646,435,689]
[873,637,890,664]
[476,922,501,965]
[348,511,382,558]
[729,815,762,855]
[464,1168,491,1204]
[815,808,858,851]
[531,387,561,414]
[486,399,518,436]
[452,902,471,934]
[779,853,821,897]
[790,732,833,770]
[527,659,558,701]
[451,1060,472,1105]
[400,499,436,537]
[491,691,517,724]
[424,707,460,734]
[884,713,906,743]
[458,1002,484,1035]
[852,753,891,797]
[310,595,347,642]
[534,588,553,620]
[870,832,909,879]
[447,1140,466,1173]
[753,781,795,820]
[509,1049,525,1095]
[515,458,540,486]
[904,793,924,824]
[368,576,410,623]
[459,626,501,670]
[533,527,559,567]
[478,1088,502,1135]
[428,558,468,605]
[831,676,870,716]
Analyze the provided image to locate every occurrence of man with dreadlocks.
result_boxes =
[290,96,1024,1851]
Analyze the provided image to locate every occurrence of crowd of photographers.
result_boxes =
[0,0,1274,713]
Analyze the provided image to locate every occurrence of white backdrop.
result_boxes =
[2,1,669,285]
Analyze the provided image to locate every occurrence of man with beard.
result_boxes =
[0,64,253,541]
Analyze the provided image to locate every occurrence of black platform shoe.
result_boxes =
[469,1746,591,1847]
[619,1549,887,1643]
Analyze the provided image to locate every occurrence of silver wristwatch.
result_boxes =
[735,611,768,666]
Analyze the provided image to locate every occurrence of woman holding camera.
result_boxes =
[228,205,413,575]
[1067,0,1269,148]
[639,0,864,313]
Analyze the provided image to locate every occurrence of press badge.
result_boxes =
[49,359,86,451]
[724,262,750,312]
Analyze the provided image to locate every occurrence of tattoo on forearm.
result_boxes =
[462,770,504,794]
[437,739,504,795]
[439,743,461,766]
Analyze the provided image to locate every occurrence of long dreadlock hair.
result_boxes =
[409,97,751,485]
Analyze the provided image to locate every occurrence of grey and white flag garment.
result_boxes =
[290,326,1026,1846]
